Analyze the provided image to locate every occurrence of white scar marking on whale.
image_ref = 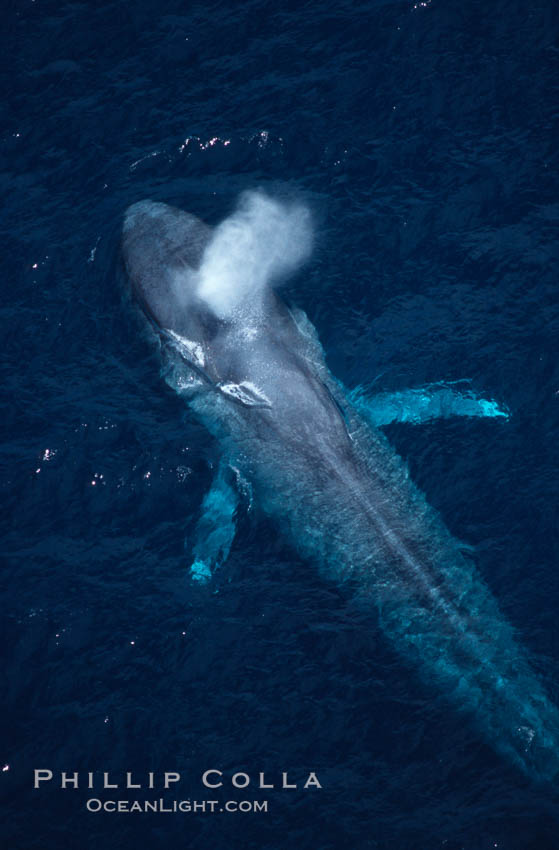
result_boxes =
[165,329,205,368]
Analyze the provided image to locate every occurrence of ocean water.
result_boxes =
[2,0,559,847]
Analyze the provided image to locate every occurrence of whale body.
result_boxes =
[122,193,559,786]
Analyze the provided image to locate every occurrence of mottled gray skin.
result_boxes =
[122,200,559,788]
[123,200,352,459]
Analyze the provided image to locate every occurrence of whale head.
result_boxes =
[122,199,217,345]
[122,192,313,386]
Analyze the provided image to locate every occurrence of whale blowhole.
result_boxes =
[195,190,313,321]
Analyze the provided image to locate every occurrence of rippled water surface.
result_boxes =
[2,0,559,847]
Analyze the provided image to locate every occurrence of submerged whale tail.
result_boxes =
[319,407,559,789]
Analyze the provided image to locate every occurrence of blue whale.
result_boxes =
[122,192,559,786]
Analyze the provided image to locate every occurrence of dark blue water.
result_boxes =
[2,0,559,847]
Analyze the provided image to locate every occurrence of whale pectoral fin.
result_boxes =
[349,382,509,427]
[188,462,239,584]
